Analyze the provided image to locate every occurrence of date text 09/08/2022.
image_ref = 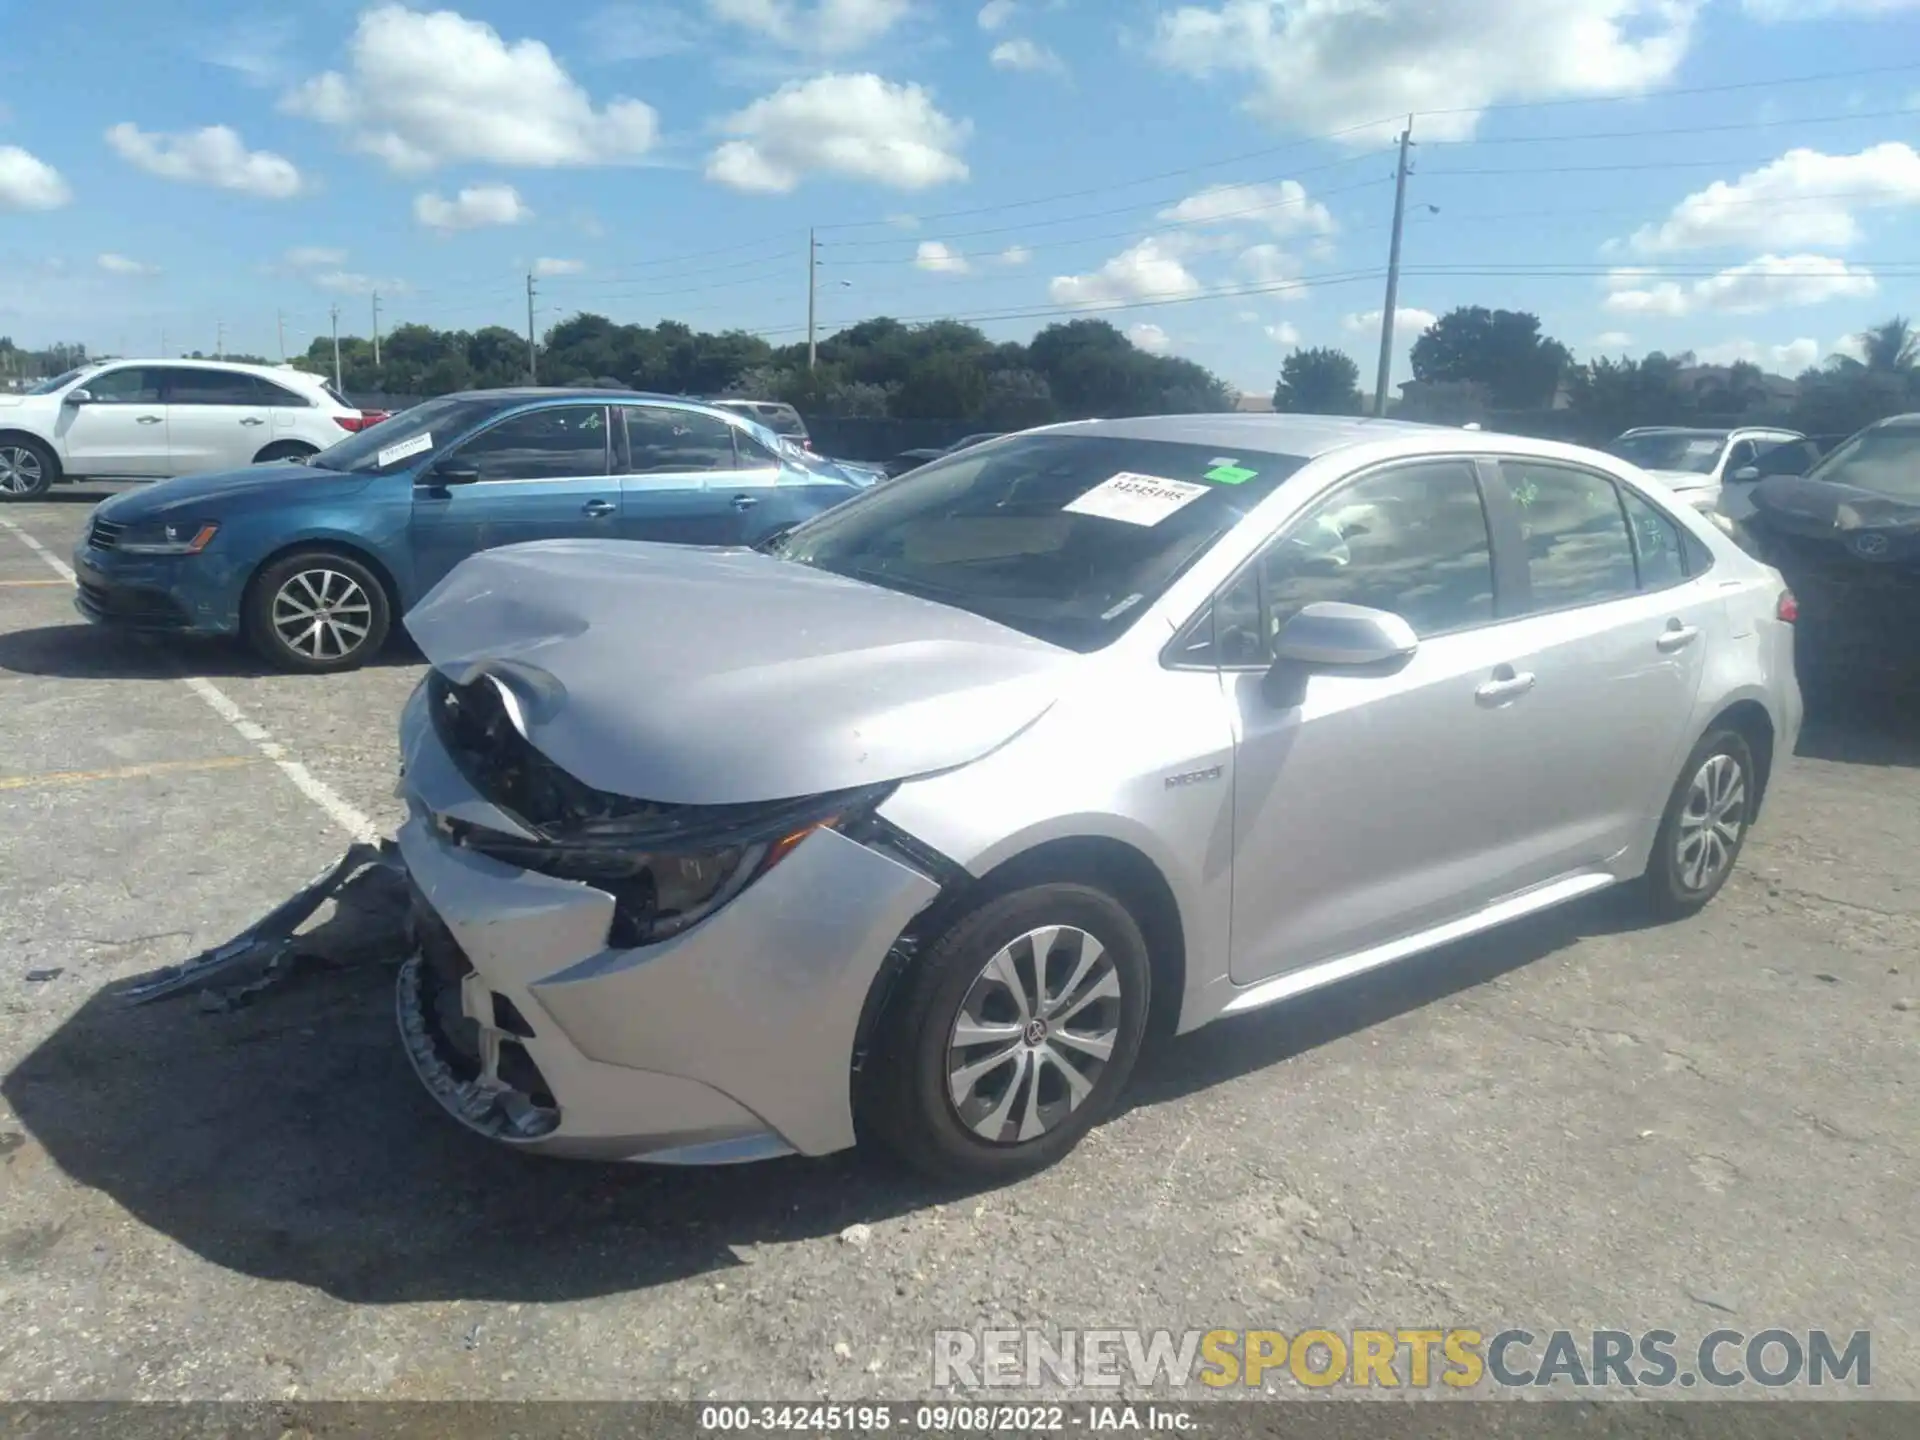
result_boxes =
[698,1405,1192,1432]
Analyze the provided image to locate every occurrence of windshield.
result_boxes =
[24,367,90,397]
[1804,424,1920,501]
[771,434,1307,651]
[309,395,501,473]
[1607,432,1728,475]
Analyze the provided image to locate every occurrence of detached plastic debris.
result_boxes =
[117,840,403,1009]
[24,968,63,984]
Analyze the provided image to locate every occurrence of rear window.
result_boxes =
[1807,424,1920,500]
[773,434,1307,652]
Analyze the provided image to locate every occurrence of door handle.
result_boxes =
[240,417,265,426]
[1656,622,1700,652]
[581,499,616,518]
[731,493,759,510]
[136,415,163,425]
[1475,666,1537,705]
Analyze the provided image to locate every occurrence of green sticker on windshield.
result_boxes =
[1205,464,1257,485]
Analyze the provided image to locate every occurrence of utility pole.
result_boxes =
[525,271,539,384]
[1372,117,1415,419]
[160,328,168,358]
[806,228,818,371]
[277,310,287,364]
[329,304,342,390]
[216,320,225,360]
[371,292,383,367]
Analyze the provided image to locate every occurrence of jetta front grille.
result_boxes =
[87,518,126,551]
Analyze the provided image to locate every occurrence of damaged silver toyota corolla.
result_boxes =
[388,416,1801,1180]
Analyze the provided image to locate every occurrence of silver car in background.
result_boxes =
[392,415,1802,1181]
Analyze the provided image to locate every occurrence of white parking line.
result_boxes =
[0,514,379,844]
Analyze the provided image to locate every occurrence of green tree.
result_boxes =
[1273,347,1363,414]
[1565,351,1691,434]
[1410,307,1572,409]
[1851,316,1918,374]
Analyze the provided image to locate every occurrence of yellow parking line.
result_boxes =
[0,578,73,587]
[0,756,260,792]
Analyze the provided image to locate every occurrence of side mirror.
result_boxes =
[1730,466,1761,483]
[427,461,480,486]
[1263,602,1418,704]
[62,388,93,407]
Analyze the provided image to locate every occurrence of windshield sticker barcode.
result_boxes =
[1064,472,1210,527]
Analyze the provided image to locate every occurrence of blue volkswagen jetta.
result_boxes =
[71,388,874,672]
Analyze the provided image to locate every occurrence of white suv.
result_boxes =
[0,359,375,501]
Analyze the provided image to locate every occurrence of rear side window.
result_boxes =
[621,406,737,474]
[1503,461,1639,612]
[1619,487,1687,591]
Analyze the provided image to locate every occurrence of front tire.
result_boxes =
[861,883,1150,1183]
[0,437,58,500]
[1643,728,1757,920]
[244,550,392,673]
[253,441,319,465]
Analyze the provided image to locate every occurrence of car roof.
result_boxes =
[1034,412,1445,459]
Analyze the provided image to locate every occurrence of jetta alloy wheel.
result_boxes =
[945,924,1123,1144]
[271,567,374,662]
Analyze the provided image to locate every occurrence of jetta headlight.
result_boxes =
[118,520,220,555]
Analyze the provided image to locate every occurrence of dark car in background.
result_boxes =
[1739,414,1920,694]
[71,389,873,674]
[883,432,1006,478]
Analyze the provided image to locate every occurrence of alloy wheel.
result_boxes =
[1675,752,1747,892]
[271,568,374,662]
[946,925,1123,1145]
[0,446,44,496]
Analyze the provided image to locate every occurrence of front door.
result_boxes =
[55,366,170,477]
[410,404,617,593]
[160,367,274,474]
[615,404,753,544]
[1226,458,1536,985]
[1479,460,1713,882]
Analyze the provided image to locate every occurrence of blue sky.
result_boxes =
[2,0,1918,394]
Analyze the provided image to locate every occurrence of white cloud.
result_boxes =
[1159,180,1336,237]
[1237,243,1307,289]
[706,73,969,193]
[1265,320,1303,345]
[1628,144,1920,253]
[286,246,348,268]
[978,0,1017,29]
[284,5,659,171]
[414,183,531,231]
[707,0,910,52]
[1605,255,1877,316]
[998,244,1032,266]
[310,270,408,296]
[1832,330,1870,364]
[1595,330,1634,348]
[533,256,586,276]
[1049,237,1205,308]
[1129,322,1174,353]
[914,240,970,274]
[1694,337,1822,372]
[991,39,1065,73]
[97,253,159,277]
[0,146,71,210]
[1152,0,1697,143]
[105,122,303,198]
[1344,306,1438,334]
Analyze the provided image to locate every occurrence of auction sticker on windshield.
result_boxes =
[377,432,434,468]
[1065,472,1209,526]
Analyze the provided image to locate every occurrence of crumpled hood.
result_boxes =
[404,538,1074,806]
[95,463,373,520]
[1644,468,1717,494]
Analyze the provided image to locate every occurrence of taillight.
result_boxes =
[1776,589,1799,624]
[333,411,389,432]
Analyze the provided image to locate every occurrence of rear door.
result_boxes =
[160,367,275,474]
[54,366,169,476]
[410,404,616,593]
[1480,458,1717,883]
[258,374,322,449]
[615,404,752,544]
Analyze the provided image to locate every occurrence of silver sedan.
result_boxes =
[391,415,1802,1180]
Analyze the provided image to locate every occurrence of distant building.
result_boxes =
[1235,392,1275,413]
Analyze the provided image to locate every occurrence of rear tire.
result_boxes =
[860,882,1150,1183]
[0,437,58,500]
[1643,728,1757,920]
[253,441,319,465]
[244,549,392,674]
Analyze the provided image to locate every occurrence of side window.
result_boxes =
[165,369,264,405]
[1619,487,1687,591]
[622,406,738,475]
[1208,460,1496,664]
[1725,440,1758,470]
[457,406,609,481]
[734,429,781,470]
[1504,461,1639,612]
[85,367,164,404]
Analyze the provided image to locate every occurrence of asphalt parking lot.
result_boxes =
[0,485,1915,1402]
